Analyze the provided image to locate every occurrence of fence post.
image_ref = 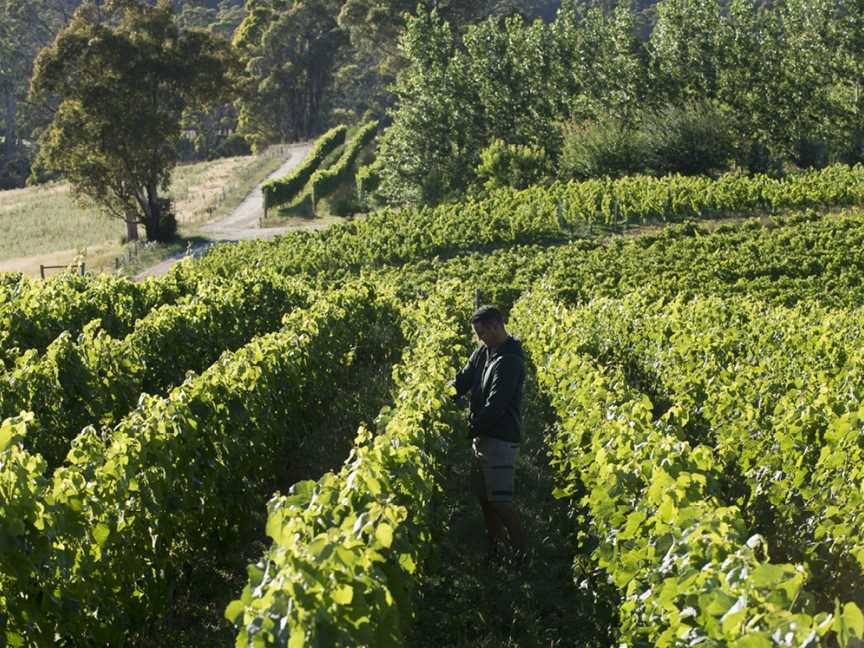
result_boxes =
[474,289,482,310]
[79,263,85,276]
[40,265,45,280]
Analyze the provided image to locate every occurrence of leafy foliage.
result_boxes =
[475,139,550,192]
[310,120,378,205]
[371,209,864,314]
[640,101,736,176]
[510,290,864,646]
[377,0,864,203]
[0,272,309,467]
[559,117,648,180]
[29,0,238,241]
[356,157,383,205]
[0,282,403,643]
[261,124,347,210]
[233,0,346,146]
[192,163,864,278]
[227,283,467,646]
[373,10,472,205]
[0,270,192,368]
[553,293,864,604]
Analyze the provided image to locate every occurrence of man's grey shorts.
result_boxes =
[471,435,520,503]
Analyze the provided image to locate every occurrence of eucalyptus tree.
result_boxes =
[30,0,238,241]
[0,0,80,173]
[177,0,246,37]
[233,0,347,148]
[337,0,561,61]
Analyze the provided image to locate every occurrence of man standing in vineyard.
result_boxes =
[453,305,528,562]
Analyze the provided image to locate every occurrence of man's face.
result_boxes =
[473,320,501,347]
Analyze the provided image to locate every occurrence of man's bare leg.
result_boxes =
[480,500,507,556]
[490,501,527,552]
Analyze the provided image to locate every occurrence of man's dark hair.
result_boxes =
[471,305,505,326]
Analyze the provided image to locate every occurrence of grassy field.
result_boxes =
[0,147,293,275]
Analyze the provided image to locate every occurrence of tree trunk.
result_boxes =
[143,181,175,242]
[125,218,139,242]
[144,181,159,241]
[2,89,17,161]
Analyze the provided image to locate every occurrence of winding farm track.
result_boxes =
[136,141,320,279]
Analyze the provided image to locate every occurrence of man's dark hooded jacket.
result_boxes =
[453,336,525,443]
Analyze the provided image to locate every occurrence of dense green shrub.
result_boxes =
[0,155,31,190]
[560,103,737,181]
[640,102,736,176]
[475,139,550,192]
[262,125,347,211]
[323,184,364,217]
[558,118,647,180]
[215,134,253,159]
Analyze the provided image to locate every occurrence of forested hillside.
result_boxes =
[0,0,562,190]
[5,0,861,224]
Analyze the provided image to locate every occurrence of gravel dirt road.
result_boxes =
[136,142,323,279]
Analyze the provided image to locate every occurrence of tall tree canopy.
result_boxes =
[233,0,346,148]
[0,0,80,187]
[373,0,864,206]
[176,0,246,37]
[29,0,238,241]
[554,1,648,123]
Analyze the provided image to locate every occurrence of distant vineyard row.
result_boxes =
[2,165,862,367]
[197,163,864,278]
[378,209,864,311]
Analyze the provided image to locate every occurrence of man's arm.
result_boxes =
[452,348,479,398]
[472,355,521,431]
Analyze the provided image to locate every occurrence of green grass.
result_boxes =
[0,184,120,260]
[0,146,293,264]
